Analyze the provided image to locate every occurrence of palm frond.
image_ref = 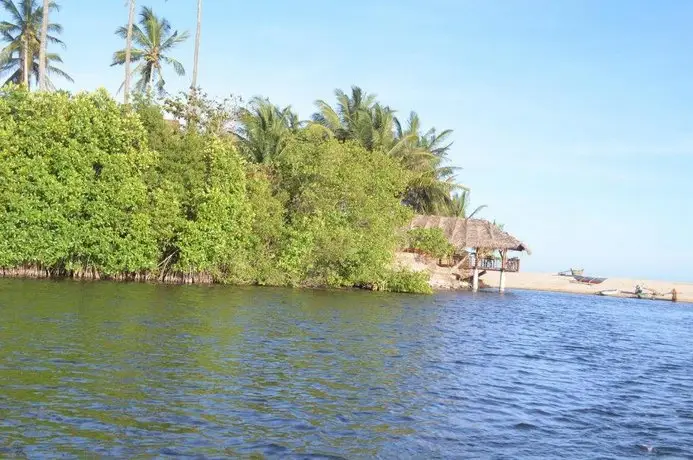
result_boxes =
[160,29,190,50]
[312,99,342,133]
[163,56,185,76]
[111,48,144,66]
[0,0,23,25]
[46,64,72,82]
[46,22,61,34]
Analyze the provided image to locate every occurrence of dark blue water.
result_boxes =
[1,279,692,458]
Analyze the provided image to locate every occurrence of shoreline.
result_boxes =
[483,272,693,304]
[2,269,691,303]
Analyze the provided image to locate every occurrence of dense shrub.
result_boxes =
[271,127,413,288]
[0,88,158,276]
[0,88,429,292]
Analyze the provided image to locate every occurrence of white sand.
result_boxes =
[483,271,693,303]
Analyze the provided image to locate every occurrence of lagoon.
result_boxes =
[1,279,692,458]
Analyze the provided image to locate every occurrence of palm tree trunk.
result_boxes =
[191,0,202,92]
[148,67,154,96]
[124,0,136,103]
[38,0,50,91]
[22,35,29,87]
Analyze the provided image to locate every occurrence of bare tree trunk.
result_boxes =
[124,0,136,104]
[38,0,50,90]
[191,0,202,92]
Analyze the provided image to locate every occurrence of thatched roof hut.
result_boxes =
[408,215,530,254]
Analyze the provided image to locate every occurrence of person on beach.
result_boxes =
[672,288,677,302]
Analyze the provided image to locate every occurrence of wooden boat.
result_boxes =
[595,285,677,301]
[558,268,584,276]
[573,275,607,285]
[595,289,674,301]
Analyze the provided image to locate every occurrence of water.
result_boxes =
[1,279,692,458]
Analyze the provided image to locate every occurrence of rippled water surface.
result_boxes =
[1,279,692,458]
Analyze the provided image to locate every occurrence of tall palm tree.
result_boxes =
[191,0,201,91]
[0,0,70,88]
[237,96,301,164]
[111,6,189,96]
[36,0,47,89]
[123,0,136,103]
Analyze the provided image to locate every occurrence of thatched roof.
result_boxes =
[409,215,531,253]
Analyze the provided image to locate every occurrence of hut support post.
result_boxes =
[499,249,508,293]
[472,248,479,292]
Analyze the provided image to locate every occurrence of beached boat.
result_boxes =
[573,275,607,285]
[558,268,584,276]
[595,289,672,301]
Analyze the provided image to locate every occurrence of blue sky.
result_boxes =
[46,0,693,280]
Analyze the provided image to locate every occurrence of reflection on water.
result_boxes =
[1,279,692,458]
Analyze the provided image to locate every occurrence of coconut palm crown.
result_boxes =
[111,6,189,96]
[0,0,72,89]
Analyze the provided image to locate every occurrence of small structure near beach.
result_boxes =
[408,215,530,292]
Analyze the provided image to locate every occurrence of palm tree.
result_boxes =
[111,6,189,96]
[394,112,455,166]
[0,0,70,88]
[402,160,458,215]
[123,0,136,103]
[446,191,486,219]
[191,0,201,91]
[393,111,462,214]
[237,96,301,164]
[313,86,377,142]
[313,87,417,158]
[37,0,47,90]
[313,88,463,215]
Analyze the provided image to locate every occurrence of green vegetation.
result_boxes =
[372,269,433,294]
[0,88,156,277]
[406,228,455,259]
[0,2,494,294]
[0,86,431,291]
[312,86,460,215]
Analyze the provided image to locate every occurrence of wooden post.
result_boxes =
[499,249,508,293]
[472,248,479,292]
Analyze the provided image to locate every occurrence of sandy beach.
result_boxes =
[484,272,693,303]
